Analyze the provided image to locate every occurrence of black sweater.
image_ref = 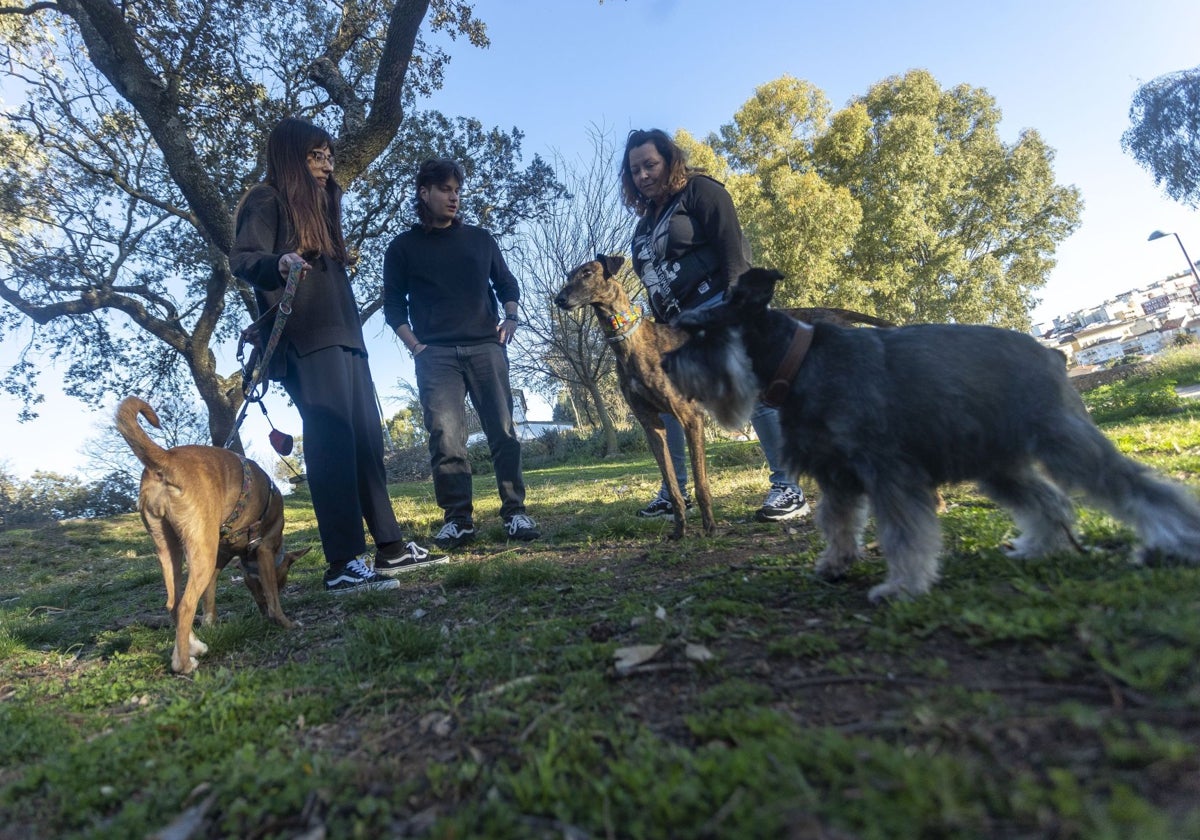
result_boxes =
[630,175,751,318]
[382,222,520,346]
[230,184,366,358]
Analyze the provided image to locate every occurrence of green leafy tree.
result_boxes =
[0,0,563,451]
[701,71,1082,327]
[1122,64,1200,208]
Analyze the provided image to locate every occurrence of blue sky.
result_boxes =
[3,0,1200,479]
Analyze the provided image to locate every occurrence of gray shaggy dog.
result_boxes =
[662,267,1200,602]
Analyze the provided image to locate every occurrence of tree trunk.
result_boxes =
[582,379,620,458]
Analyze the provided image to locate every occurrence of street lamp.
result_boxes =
[1148,230,1200,287]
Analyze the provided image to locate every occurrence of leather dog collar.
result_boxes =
[220,457,275,549]
[761,321,814,408]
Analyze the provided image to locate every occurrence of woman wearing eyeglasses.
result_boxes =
[232,117,446,595]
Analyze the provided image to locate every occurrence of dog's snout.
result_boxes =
[554,292,569,309]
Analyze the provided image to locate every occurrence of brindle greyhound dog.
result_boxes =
[556,255,714,539]
[117,397,308,674]
[555,255,888,539]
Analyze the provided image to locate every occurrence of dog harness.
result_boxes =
[604,305,645,343]
[761,321,814,408]
[220,456,276,550]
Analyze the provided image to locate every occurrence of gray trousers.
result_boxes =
[414,342,527,524]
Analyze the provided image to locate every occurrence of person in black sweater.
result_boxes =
[383,158,539,550]
[232,118,446,593]
[621,128,811,523]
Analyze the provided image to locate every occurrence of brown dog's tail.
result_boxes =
[115,396,170,473]
[785,306,894,328]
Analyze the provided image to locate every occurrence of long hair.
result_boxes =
[413,158,466,231]
[620,128,695,217]
[259,117,348,263]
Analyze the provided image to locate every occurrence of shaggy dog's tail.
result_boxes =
[115,396,171,475]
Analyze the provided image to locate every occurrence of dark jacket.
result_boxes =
[230,184,366,374]
[630,174,751,320]
[382,222,520,346]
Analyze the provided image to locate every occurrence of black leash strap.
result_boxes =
[224,263,305,449]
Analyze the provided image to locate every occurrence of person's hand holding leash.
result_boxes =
[278,252,309,279]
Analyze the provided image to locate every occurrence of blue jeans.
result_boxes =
[414,342,527,523]
[658,404,801,498]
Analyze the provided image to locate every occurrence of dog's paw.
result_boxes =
[188,633,209,658]
[814,550,857,580]
[867,581,916,603]
[171,654,200,675]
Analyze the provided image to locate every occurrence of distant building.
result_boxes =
[1036,267,1200,368]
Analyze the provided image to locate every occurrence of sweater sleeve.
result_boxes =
[382,235,410,329]
[688,176,751,287]
[487,231,520,305]
[230,186,286,292]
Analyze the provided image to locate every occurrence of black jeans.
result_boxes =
[282,344,403,566]
[414,342,526,524]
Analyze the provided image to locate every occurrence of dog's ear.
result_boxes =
[281,546,311,570]
[673,302,732,334]
[729,268,782,310]
[596,254,625,277]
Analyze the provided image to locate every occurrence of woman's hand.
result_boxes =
[278,252,309,279]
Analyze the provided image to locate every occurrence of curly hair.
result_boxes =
[258,117,347,263]
[620,128,695,216]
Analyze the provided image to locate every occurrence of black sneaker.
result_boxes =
[755,484,811,522]
[324,555,400,594]
[504,513,540,541]
[636,494,693,519]
[434,520,476,550]
[373,540,450,575]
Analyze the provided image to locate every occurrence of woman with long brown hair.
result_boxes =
[232,117,446,593]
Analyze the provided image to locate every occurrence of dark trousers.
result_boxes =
[282,345,402,566]
[414,342,526,523]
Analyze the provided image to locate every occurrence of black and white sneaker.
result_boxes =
[636,494,693,519]
[434,520,476,550]
[755,484,811,522]
[373,540,450,575]
[504,513,540,541]
[324,555,400,594]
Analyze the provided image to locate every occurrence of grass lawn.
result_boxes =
[3,404,1200,837]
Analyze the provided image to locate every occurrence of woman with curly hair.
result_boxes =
[620,128,810,524]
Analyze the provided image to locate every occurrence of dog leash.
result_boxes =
[224,263,306,450]
[761,321,814,408]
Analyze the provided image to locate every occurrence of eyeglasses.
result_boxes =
[308,150,334,165]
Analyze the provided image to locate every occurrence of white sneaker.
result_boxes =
[755,484,811,522]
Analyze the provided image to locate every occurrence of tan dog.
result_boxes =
[116,397,307,674]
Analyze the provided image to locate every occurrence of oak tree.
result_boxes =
[0,0,562,450]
